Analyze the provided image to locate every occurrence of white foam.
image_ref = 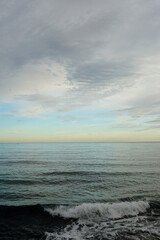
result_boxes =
[46,201,150,221]
[45,214,160,240]
[45,202,160,240]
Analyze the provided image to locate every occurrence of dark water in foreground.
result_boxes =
[0,142,160,239]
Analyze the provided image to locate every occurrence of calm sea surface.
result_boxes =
[0,142,160,240]
[0,142,160,205]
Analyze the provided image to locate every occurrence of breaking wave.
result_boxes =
[45,201,160,240]
[1,201,160,240]
[46,201,150,221]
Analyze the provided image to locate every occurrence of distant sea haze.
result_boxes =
[0,142,160,239]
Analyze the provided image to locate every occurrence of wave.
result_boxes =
[0,201,160,240]
[42,171,144,177]
[46,201,150,221]
[45,201,160,240]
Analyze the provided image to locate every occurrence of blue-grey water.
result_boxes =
[0,142,160,240]
[0,142,160,205]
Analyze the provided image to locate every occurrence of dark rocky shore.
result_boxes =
[0,204,73,240]
[0,202,160,240]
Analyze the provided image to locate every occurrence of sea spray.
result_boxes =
[46,201,150,221]
[45,201,160,240]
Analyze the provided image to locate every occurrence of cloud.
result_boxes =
[0,0,160,129]
[98,56,160,130]
[59,115,83,122]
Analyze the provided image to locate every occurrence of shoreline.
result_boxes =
[0,201,159,240]
[0,204,74,240]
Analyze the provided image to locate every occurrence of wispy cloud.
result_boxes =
[0,0,160,141]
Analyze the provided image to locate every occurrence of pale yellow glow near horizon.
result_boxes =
[0,130,160,143]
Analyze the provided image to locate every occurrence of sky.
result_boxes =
[0,0,160,143]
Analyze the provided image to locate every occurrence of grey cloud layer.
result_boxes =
[0,0,160,123]
[2,0,160,71]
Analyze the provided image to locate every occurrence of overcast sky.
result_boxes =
[0,0,160,142]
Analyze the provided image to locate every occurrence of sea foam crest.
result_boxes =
[46,201,149,220]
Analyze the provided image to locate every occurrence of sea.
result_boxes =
[0,142,160,240]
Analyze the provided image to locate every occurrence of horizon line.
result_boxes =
[0,141,160,144]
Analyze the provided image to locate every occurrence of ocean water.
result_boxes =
[0,142,160,240]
